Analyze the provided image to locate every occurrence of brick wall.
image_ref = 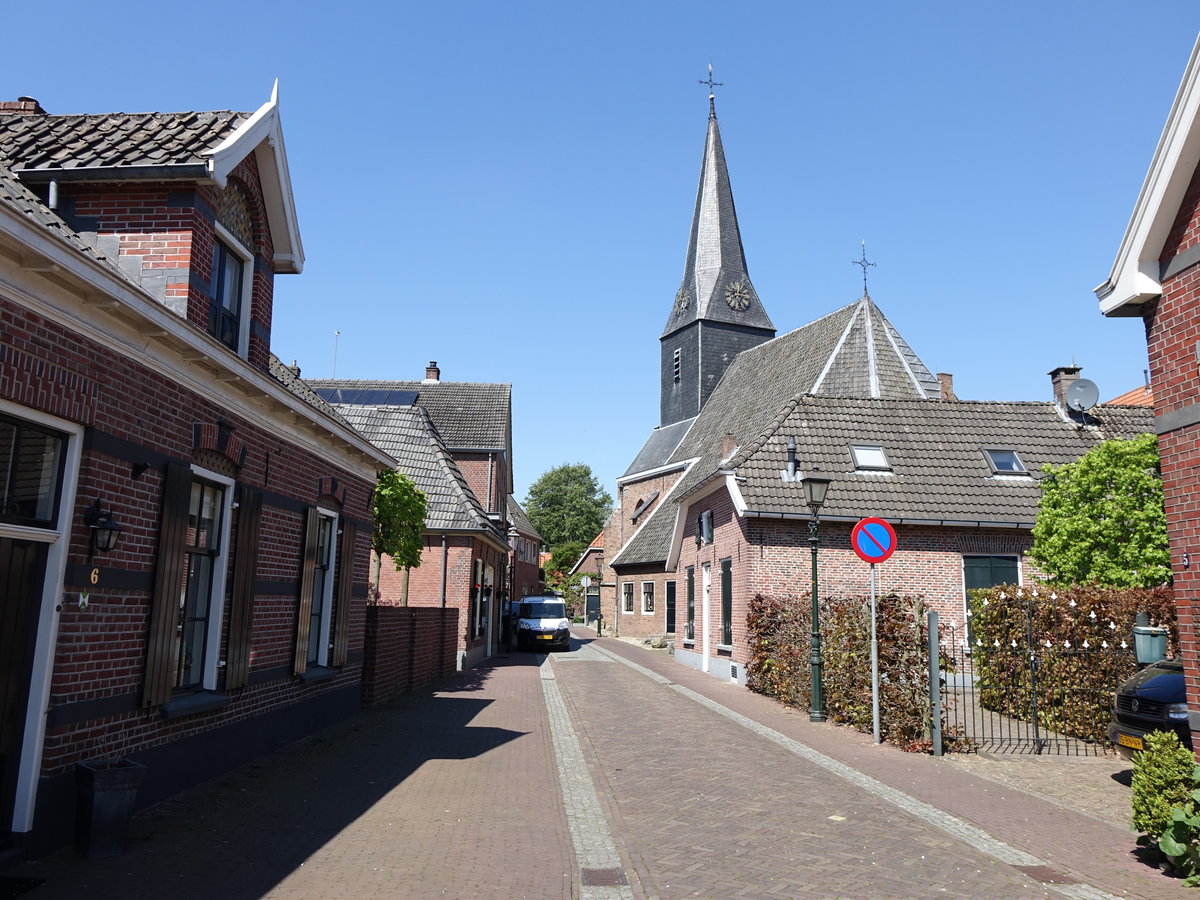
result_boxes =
[361,606,459,704]
[673,483,1041,669]
[1146,158,1200,744]
[2,287,375,777]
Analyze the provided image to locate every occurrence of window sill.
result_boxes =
[683,640,695,648]
[716,643,733,653]
[299,666,338,685]
[161,691,230,720]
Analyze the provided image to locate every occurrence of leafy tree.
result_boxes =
[1030,434,1169,587]
[524,463,611,548]
[546,540,589,580]
[372,469,427,592]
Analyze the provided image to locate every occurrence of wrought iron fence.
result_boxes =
[940,615,1135,755]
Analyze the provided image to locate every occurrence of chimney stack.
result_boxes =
[0,97,47,115]
[722,432,737,459]
[1049,365,1082,409]
[423,361,440,383]
[937,373,956,401]
[288,360,301,378]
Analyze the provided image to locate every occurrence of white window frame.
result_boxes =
[189,464,235,691]
[983,448,1028,475]
[1,400,82,834]
[851,444,891,471]
[212,222,254,358]
[641,581,655,615]
[621,581,634,614]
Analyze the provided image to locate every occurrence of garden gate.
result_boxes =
[939,606,1136,756]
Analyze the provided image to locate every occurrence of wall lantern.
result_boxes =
[799,469,832,723]
[84,499,123,561]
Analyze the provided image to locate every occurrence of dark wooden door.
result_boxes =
[665,580,677,634]
[0,537,47,836]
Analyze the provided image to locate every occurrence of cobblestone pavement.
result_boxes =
[7,631,1186,899]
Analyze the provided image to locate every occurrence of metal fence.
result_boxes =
[939,618,1133,755]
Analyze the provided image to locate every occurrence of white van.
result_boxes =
[514,596,571,652]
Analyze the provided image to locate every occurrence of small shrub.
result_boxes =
[1131,730,1197,842]
[1160,804,1200,884]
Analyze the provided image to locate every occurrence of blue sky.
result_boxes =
[5,2,1196,504]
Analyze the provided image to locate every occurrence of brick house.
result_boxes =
[1096,33,1200,747]
[507,495,543,602]
[0,90,393,853]
[606,92,1153,680]
[310,368,514,668]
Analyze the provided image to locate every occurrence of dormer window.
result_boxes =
[984,448,1027,475]
[850,444,891,471]
[210,235,250,354]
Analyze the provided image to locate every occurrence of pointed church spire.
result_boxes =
[661,73,774,339]
[658,73,776,427]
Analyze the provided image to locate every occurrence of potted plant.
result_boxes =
[74,740,147,858]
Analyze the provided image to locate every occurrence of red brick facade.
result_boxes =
[0,113,389,852]
[360,606,459,704]
[1145,156,1200,742]
[672,485,1042,680]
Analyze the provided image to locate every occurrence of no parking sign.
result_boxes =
[851,517,897,564]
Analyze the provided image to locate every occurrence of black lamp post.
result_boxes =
[800,472,831,723]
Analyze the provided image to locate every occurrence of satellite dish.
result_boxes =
[1065,378,1100,412]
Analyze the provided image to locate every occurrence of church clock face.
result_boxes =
[675,287,691,313]
[725,281,751,311]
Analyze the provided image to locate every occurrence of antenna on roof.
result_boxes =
[332,330,341,379]
[1065,378,1099,413]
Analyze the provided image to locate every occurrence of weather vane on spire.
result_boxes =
[699,62,723,113]
[852,241,876,296]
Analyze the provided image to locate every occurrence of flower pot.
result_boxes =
[74,759,146,858]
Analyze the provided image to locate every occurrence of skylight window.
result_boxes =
[850,444,890,471]
[984,449,1027,474]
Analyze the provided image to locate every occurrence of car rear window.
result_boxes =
[520,601,565,618]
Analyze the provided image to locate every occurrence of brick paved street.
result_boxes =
[7,630,1189,899]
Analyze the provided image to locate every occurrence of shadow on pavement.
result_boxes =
[15,664,531,899]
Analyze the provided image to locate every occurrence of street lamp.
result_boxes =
[800,471,831,723]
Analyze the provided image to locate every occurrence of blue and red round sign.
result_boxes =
[850,517,897,564]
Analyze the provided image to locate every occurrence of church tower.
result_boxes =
[659,87,775,427]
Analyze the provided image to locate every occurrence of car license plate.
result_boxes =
[1117,733,1144,751]
[538,634,553,640]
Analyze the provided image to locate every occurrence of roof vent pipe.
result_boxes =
[787,437,797,480]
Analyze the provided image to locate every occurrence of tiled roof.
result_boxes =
[268,355,348,423]
[734,397,1153,525]
[333,404,499,536]
[1106,385,1153,406]
[507,496,540,540]
[0,110,248,172]
[623,418,694,478]
[0,164,136,281]
[307,379,511,450]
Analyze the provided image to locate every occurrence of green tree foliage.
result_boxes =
[372,469,427,583]
[1030,434,1169,587]
[524,463,611,549]
[546,540,588,581]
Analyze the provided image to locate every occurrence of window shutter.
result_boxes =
[293,507,320,675]
[330,520,355,668]
[225,487,262,690]
[144,461,192,707]
[686,566,695,640]
[721,558,733,645]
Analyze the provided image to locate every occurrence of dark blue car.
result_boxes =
[1109,658,1191,759]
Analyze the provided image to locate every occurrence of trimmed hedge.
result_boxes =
[967,584,1176,742]
[747,592,952,752]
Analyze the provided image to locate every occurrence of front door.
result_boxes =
[665,580,676,635]
[0,538,47,839]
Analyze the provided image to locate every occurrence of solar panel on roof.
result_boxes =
[313,388,418,406]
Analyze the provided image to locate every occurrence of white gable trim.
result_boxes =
[1097,36,1200,315]
[201,81,305,275]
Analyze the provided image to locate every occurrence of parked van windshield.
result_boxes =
[519,601,565,619]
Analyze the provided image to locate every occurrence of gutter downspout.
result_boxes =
[487,452,495,512]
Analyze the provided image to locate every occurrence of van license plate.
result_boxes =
[538,634,553,640]
[1117,733,1144,751]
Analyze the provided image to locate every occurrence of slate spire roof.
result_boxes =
[660,99,774,339]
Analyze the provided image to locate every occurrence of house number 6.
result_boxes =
[90,568,99,585]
